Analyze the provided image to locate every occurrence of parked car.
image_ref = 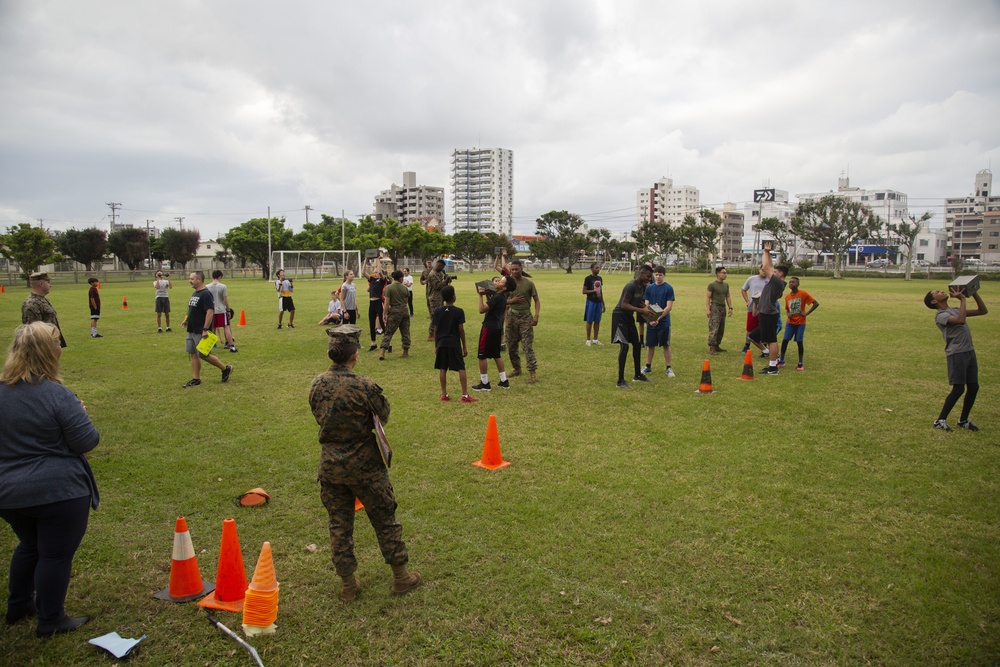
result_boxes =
[868,258,890,268]
[914,259,930,267]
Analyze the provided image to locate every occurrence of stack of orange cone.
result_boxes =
[153,517,215,602]
[199,518,249,612]
[696,360,715,394]
[739,350,755,381]
[238,309,247,326]
[473,414,510,469]
[242,542,279,636]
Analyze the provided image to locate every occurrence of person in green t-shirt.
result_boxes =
[379,270,411,360]
[705,266,733,354]
[504,260,541,383]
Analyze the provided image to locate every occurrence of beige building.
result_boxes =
[943,169,1000,265]
[450,148,513,236]
[373,171,445,228]
[636,177,700,227]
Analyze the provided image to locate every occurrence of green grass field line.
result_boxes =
[0,271,997,665]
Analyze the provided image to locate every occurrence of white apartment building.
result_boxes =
[913,223,949,266]
[373,171,445,229]
[450,148,513,236]
[636,177,700,227]
[944,169,1000,264]
[712,203,745,262]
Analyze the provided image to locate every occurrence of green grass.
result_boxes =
[1,270,998,666]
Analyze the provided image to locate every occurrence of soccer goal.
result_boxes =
[270,250,362,280]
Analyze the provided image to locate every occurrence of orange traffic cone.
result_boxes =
[242,542,279,636]
[153,517,215,602]
[355,497,364,512]
[1,284,5,293]
[473,414,511,470]
[739,349,755,381]
[696,359,715,394]
[199,518,249,612]
[238,309,247,326]
[122,295,129,310]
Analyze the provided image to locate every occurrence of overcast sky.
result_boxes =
[2,0,998,240]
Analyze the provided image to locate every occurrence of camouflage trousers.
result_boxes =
[506,310,537,373]
[708,303,727,347]
[380,309,410,351]
[320,478,408,577]
[427,295,442,337]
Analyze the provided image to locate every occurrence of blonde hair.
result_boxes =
[1,322,63,385]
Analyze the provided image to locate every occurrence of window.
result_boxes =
[919,239,929,246]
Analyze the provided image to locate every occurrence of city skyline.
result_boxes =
[1,1,997,240]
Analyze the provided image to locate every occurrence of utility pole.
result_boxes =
[147,220,154,269]
[304,205,312,226]
[174,216,185,231]
[106,202,121,234]
[267,206,272,280]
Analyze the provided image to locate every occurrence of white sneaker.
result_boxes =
[585,340,592,346]
[666,368,676,378]
[592,339,602,346]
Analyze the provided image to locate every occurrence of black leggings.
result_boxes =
[0,496,91,627]
[368,300,384,341]
[618,343,641,382]
[939,383,979,422]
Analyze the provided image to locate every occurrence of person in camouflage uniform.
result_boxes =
[21,272,66,348]
[379,270,411,360]
[424,259,452,340]
[310,324,421,601]
[504,260,541,383]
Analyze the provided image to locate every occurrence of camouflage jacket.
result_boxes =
[426,270,448,302]
[309,365,391,484]
[21,293,66,348]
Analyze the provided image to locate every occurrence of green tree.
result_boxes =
[107,228,151,271]
[450,231,491,272]
[223,217,292,279]
[633,219,678,263]
[677,210,723,271]
[889,212,932,281]
[791,196,878,279]
[54,228,108,271]
[529,210,589,273]
[159,228,201,269]
[587,227,612,261]
[754,216,794,265]
[0,223,61,282]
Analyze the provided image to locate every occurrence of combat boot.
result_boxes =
[390,564,422,595]
[339,574,360,602]
[508,368,521,378]
[527,371,537,384]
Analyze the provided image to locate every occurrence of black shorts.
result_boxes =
[279,296,295,312]
[947,350,979,385]
[758,313,779,344]
[611,312,639,346]
[434,346,465,372]
[90,308,100,320]
[155,296,170,313]
[477,327,502,359]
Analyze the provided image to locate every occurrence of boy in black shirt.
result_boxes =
[87,277,102,338]
[611,266,656,389]
[472,275,516,391]
[431,285,475,403]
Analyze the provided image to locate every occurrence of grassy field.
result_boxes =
[0,270,997,666]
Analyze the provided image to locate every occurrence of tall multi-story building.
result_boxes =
[943,169,1000,264]
[373,171,445,229]
[740,188,795,257]
[713,203,745,262]
[450,148,513,236]
[636,177,700,226]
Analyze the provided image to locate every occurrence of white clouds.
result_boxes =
[0,0,998,237]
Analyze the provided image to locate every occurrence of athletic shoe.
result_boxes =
[182,378,202,388]
[497,380,510,389]
[760,366,779,375]
[795,363,804,371]
[91,333,103,338]
[472,382,491,392]
[957,419,979,432]
[666,368,676,378]
[440,394,450,402]
[368,345,378,351]
[230,346,238,353]
[221,365,233,383]
[760,349,770,358]
[933,419,952,432]
[158,328,163,333]
[616,380,632,390]
[277,325,283,329]
[776,360,785,368]
[376,328,383,334]
[633,374,650,382]
[741,346,750,354]
[586,340,592,346]
[592,340,602,346]
[287,324,295,329]
[641,366,652,375]
[165,327,172,332]
[460,395,477,403]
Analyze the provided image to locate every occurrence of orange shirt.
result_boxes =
[784,290,815,325]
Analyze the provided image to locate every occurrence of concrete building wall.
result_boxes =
[450,148,514,236]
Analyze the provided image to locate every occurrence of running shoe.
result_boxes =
[471,382,491,392]
[957,419,979,432]
[933,419,952,432]
[182,378,201,388]
[460,395,477,403]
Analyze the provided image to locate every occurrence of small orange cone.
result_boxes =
[153,517,215,602]
[122,295,128,310]
[238,309,247,326]
[354,497,364,512]
[696,359,715,394]
[739,349,755,381]
[199,518,249,612]
[473,414,511,470]
[2,284,6,293]
[242,542,279,636]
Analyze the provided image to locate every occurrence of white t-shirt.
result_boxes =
[402,275,414,291]
[154,279,170,298]
[328,299,344,315]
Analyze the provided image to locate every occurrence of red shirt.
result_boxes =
[784,290,815,325]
